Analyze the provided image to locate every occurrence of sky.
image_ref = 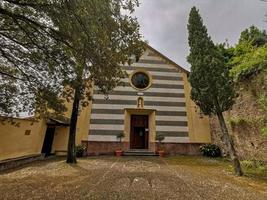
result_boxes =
[134,0,267,70]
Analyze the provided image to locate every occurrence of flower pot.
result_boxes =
[158,150,164,157]
[115,150,123,157]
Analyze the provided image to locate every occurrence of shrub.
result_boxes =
[261,127,267,137]
[116,132,125,142]
[200,144,221,157]
[241,160,255,169]
[75,145,86,157]
[229,117,247,127]
[155,134,165,143]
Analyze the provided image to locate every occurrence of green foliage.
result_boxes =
[229,115,267,137]
[200,144,221,157]
[258,94,267,112]
[0,0,73,117]
[241,160,267,174]
[258,94,267,137]
[261,127,267,137]
[0,0,144,118]
[187,7,235,115]
[241,160,255,169]
[239,26,267,47]
[229,43,267,80]
[75,145,86,157]
[229,117,247,127]
[155,134,165,143]
[228,26,267,81]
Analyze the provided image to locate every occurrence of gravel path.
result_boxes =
[0,156,266,200]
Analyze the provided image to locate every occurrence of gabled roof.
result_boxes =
[145,43,189,74]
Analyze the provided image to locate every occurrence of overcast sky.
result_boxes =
[134,0,267,70]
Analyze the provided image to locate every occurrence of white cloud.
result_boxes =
[134,0,267,70]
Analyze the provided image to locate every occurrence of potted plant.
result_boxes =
[115,132,125,156]
[75,145,86,158]
[155,134,165,157]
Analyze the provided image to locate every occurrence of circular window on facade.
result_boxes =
[130,71,151,90]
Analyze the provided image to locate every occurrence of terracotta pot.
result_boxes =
[158,150,164,157]
[115,150,123,157]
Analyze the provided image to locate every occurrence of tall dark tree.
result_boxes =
[187,7,243,176]
[0,0,144,163]
[47,0,144,163]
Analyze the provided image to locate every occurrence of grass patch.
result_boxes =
[165,156,267,182]
[241,160,267,181]
[165,155,229,168]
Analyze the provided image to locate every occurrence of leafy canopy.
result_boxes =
[0,0,144,118]
[228,26,267,80]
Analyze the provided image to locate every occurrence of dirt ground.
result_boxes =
[0,156,266,200]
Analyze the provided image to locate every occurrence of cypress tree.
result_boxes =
[187,7,243,176]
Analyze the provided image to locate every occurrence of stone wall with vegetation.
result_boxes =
[210,71,267,161]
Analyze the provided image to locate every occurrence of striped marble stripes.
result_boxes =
[94,90,185,98]
[125,70,182,77]
[156,115,187,121]
[137,59,167,64]
[91,109,124,114]
[127,62,175,70]
[93,94,185,103]
[90,124,124,131]
[157,131,189,137]
[90,119,124,125]
[122,82,184,89]
[123,66,177,73]
[88,135,118,142]
[152,75,183,81]
[88,135,190,143]
[156,121,188,126]
[157,126,188,132]
[121,78,184,85]
[91,114,124,120]
[89,49,190,144]
[156,111,187,116]
[92,99,186,107]
[92,104,187,112]
[90,118,187,127]
[162,136,189,143]
[91,109,187,116]
[90,130,122,136]
[152,79,184,85]
[90,114,188,121]
[113,86,184,93]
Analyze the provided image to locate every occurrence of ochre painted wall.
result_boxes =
[0,118,47,161]
[183,73,211,143]
[0,97,92,160]
[51,99,92,155]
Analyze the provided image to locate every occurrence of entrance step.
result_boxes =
[123,149,156,156]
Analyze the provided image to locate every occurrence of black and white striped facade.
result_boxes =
[88,46,191,144]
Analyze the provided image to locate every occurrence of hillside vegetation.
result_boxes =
[211,26,267,161]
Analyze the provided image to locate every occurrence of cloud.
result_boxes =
[134,0,267,70]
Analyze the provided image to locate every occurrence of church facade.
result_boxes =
[84,45,211,155]
[0,45,211,163]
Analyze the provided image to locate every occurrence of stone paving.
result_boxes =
[0,156,266,200]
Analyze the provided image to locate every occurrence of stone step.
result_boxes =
[123,149,156,156]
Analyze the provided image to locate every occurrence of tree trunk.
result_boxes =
[66,85,81,164]
[217,111,243,176]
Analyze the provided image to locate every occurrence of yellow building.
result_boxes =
[0,45,211,162]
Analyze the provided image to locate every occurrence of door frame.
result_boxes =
[130,115,149,149]
[41,126,56,156]
[125,108,156,152]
